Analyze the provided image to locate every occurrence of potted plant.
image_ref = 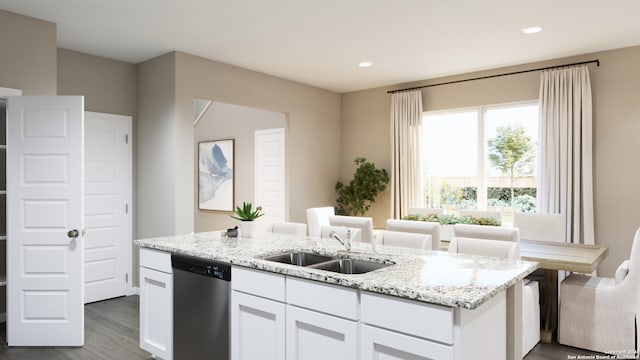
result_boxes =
[335,157,390,216]
[231,201,264,237]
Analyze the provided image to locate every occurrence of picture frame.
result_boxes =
[198,139,234,211]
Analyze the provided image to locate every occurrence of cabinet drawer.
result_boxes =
[286,277,358,320]
[361,324,453,360]
[361,292,454,344]
[232,267,285,302]
[140,248,172,274]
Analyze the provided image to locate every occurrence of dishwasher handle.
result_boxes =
[171,255,231,281]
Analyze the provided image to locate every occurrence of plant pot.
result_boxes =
[239,221,255,238]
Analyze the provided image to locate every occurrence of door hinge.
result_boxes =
[125,134,129,144]
[125,273,129,284]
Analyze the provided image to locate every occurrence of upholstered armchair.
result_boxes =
[305,206,335,238]
[559,227,640,354]
[374,230,432,249]
[267,222,308,236]
[386,219,441,250]
[453,224,519,242]
[328,215,374,243]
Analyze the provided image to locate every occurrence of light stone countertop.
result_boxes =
[135,231,537,310]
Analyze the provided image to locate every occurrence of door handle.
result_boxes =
[67,229,80,239]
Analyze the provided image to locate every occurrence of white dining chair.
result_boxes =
[559,227,640,354]
[458,209,502,222]
[448,236,540,357]
[306,206,335,238]
[319,225,362,244]
[513,212,565,243]
[386,219,441,251]
[453,224,519,242]
[267,221,308,236]
[328,215,374,243]
[407,207,444,216]
[375,230,432,250]
[448,237,520,259]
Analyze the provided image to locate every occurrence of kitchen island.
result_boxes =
[136,231,537,360]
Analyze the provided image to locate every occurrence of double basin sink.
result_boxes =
[260,251,394,275]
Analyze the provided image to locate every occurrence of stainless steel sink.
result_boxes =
[261,252,336,266]
[307,258,393,274]
[260,251,395,274]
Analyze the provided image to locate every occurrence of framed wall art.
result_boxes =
[198,139,234,211]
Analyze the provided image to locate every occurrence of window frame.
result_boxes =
[422,99,539,212]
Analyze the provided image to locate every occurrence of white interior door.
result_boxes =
[84,112,132,304]
[255,128,285,229]
[7,96,85,346]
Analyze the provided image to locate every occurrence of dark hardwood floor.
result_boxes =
[0,295,151,360]
[0,295,606,360]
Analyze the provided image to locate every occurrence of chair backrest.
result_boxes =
[376,230,432,250]
[459,209,502,222]
[407,207,444,216]
[320,225,362,243]
[269,222,308,236]
[329,215,374,243]
[386,219,441,251]
[448,237,521,259]
[306,206,335,237]
[453,224,519,242]
[513,212,565,242]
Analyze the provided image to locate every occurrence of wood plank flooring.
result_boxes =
[0,295,151,360]
[0,295,606,360]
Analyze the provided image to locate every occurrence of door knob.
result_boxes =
[67,229,80,238]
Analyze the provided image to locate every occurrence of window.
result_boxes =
[422,102,539,224]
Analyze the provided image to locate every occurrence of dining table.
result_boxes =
[440,237,609,343]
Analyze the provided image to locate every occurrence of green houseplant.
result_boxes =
[230,202,264,237]
[335,157,390,216]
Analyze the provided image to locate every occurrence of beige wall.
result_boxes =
[0,9,58,317]
[57,48,136,116]
[136,53,177,238]
[174,52,342,230]
[194,102,287,232]
[342,46,640,276]
[0,10,57,95]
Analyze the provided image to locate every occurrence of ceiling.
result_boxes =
[2,0,640,93]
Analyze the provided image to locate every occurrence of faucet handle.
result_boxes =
[346,228,351,241]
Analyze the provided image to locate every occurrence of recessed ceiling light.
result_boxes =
[358,61,373,68]
[522,26,542,34]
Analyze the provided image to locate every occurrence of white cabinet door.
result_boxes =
[7,96,85,346]
[361,324,454,360]
[286,305,357,360]
[139,266,172,360]
[231,290,285,360]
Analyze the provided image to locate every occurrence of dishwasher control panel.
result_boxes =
[171,255,231,281]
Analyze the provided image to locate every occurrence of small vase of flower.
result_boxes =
[231,202,264,238]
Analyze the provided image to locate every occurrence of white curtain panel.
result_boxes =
[538,65,595,245]
[390,90,423,219]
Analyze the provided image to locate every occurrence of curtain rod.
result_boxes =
[387,59,600,94]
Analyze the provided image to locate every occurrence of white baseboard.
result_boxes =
[128,286,140,296]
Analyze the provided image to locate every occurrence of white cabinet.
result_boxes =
[362,324,454,360]
[139,248,172,360]
[285,277,358,360]
[231,267,286,360]
[286,305,358,360]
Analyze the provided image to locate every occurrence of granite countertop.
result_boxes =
[135,231,537,310]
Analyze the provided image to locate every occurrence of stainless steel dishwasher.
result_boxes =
[172,254,231,360]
